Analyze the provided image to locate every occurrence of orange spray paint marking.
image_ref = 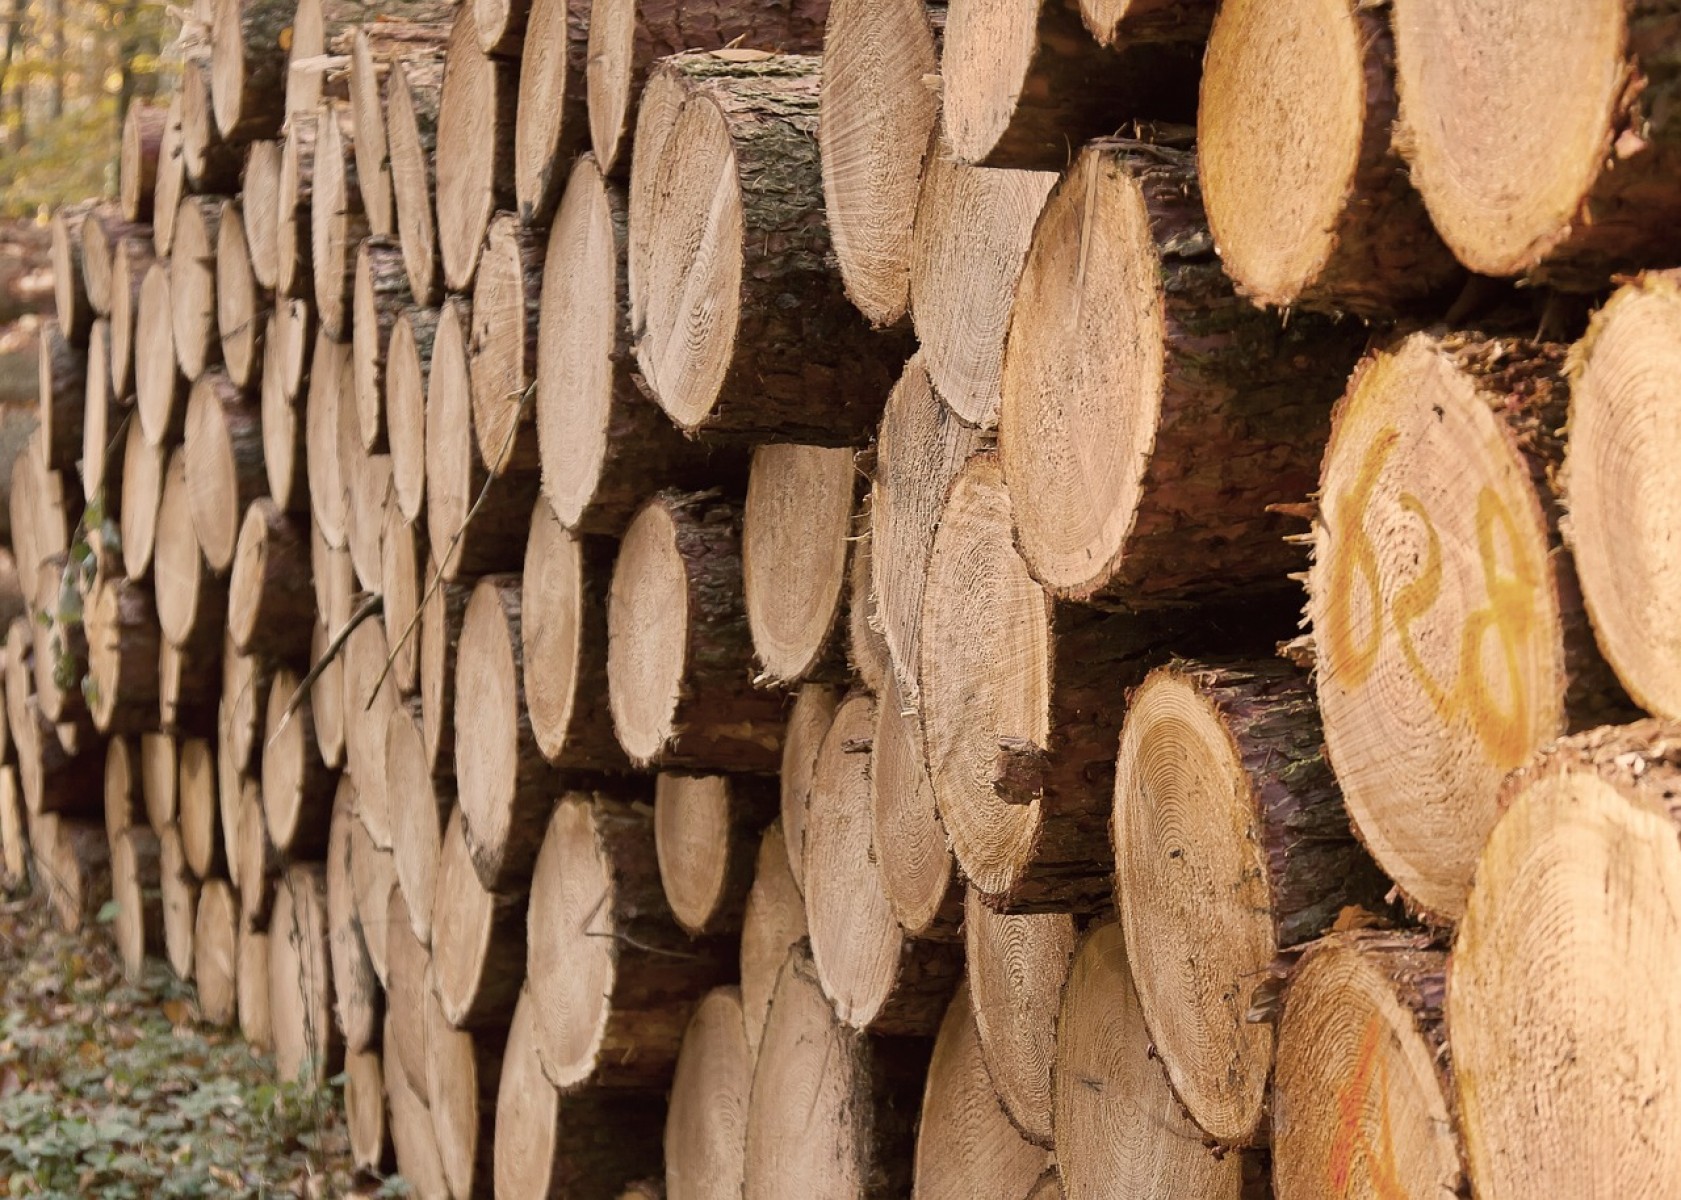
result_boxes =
[1326,1015,1409,1200]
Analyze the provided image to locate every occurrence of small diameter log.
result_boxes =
[105,735,137,843]
[629,53,909,443]
[913,982,1053,1200]
[454,574,558,888]
[384,1012,451,1197]
[654,772,776,937]
[523,503,626,770]
[311,104,369,341]
[426,298,540,577]
[110,235,155,400]
[49,204,95,345]
[171,195,226,382]
[227,498,312,663]
[607,491,789,771]
[31,557,88,727]
[1393,0,1681,289]
[260,302,312,512]
[942,0,1199,169]
[245,140,283,290]
[221,640,274,773]
[121,103,167,223]
[743,946,928,1199]
[806,693,962,1034]
[34,815,113,935]
[388,49,447,304]
[180,60,244,191]
[153,449,227,653]
[214,702,246,879]
[426,991,505,1199]
[387,890,434,1096]
[536,154,707,535]
[159,824,198,979]
[1564,272,1681,720]
[346,1047,393,1174]
[965,894,1075,1147]
[526,792,733,1089]
[158,633,221,735]
[351,816,399,985]
[269,862,342,1087]
[307,328,353,548]
[237,777,279,930]
[210,0,290,141]
[1054,921,1254,1199]
[435,9,518,292]
[664,986,753,1199]
[1197,0,1457,316]
[276,114,320,301]
[387,306,438,522]
[470,213,543,477]
[739,821,806,1061]
[818,0,941,328]
[353,239,411,451]
[743,444,856,685]
[432,806,526,1029]
[80,206,148,318]
[135,261,186,445]
[342,618,401,848]
[998,140,1363,609]
[380,503,424,694]
[193,878,239,1025]
[847,515,891,694]
[387,705,452,944]
[310,627,348,774]
[420,572,473,776]
[1273,931,1463,1200]
[81,321,119,506]
[85,575,162,735]
[584,0,827,176]
[239,926,273,1049]
[871,672,961,939]
[120,421,164,581]
[182,369,264,571]
[908,152,1055,427]
[37,318,86,475]
[1309,331,1626,921]
[0,770,22,893]
[350,27,447,242]
[778,682,838,892]
[493,988,666,1199]
[111,825,165,981]
[328,784,382,1053]
[178,736,224,878]
[1449,721,1681,1197]
[216,201,267,390]
[512,0,589,224]
[152,98,187,257]
[1113,659,1388,1147]
[262,667,336,857]
[140,732,177,834]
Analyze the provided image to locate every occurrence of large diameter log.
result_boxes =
[818,0,941,328]
[36,318,85,475]
[1114,659,1389,1147]
[387,306,438,521]
[388,49,447,304]
[153,449,226,652]
[512,0,590,225]
[158,823,198,978]
[493,988,666,1199]
[352,239,410,452]
[942,0,1199,169]
[109,235,155,400]
[1392,0,1681,289]
[227,499,312,662]
[49,204,95,346]
[431,806,526,1029]
[522,502,626,770]
[527,792,734,1088]
[111,825,165,981]
[120,421,164,581]
[607,491,788,771]
[536,154,707,535]
[629,53,909,443]
[152,98,187,257]
[739,821,806,1061]
[965,893,1074,1146]
[269,862,342,1086]
[913,981,1053,1199]
[194,878,239,1026]
[215,201,266,390]
[455,573,559,888]
[871,352,983,699]
[871,672,960,939]
[85,575,162,735]
[387,705,452,944]
[328,785,382,1053]
[121,104,167,223]
[425,989,505,1199]
[1054,920,1255,1199]
[743,945,928,1200]
[171,195,226,383]
[134,261,186,445]
[743,444,856,685]
[469,213,543,477]
[182,369,264,571]
[1273,931,1463,1200]
[210,0,290,141]
[664,986,753,1199]
[1563,272,1681,720]
[435,9,517,292]
[999,139,1363,608]
[178,736,224,878]
[909,152,1055,427]
[1197,0,1457,316]
[806,693,962,1033]
[1450,720,1681,1196]
[311,105,368,341]
[654,772,776,937]
[262,667,336,857]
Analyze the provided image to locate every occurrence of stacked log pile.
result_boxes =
[6,0,1681,1196]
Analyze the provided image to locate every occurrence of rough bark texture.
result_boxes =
[211,0,293,141]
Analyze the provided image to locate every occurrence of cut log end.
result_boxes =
[665,986,753,1198]
[739,821,806,1063]
[654,772,774,938]
[870,672,960,939]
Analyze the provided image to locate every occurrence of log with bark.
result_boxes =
[31,555,88,726]
[110,824,165,981]
[351,239,409,452]
[997,139,1363,609]
[386,305,439,522]
[512,0,590,225]
[431,805,526,1029]
[210,0,291,141]
[158,823,197,979]
[345,1046,393,1174]
[180,61,244,191]
[388,47,447,304]
[152,98,187,257]
[153,449,227,654]
[327,785,382,1053]
[269,862,342,1086]
[182,369,264,571]
[48,204,95,346]
[122,103,168,223]
[276,114,320,301]
[379,503,423,694]
[469,213,543,477]
[84,574,162,735]
[420,571,473,776]
[738,821,806,1062]
[227,498,312,663]
[425,987,504,1199]
[311,104,368,343]
[435,9,517,292]
[606,490,788,771]
[178,736,224,878]
[386,704,452,944]
[653,772,776,937]
[261,666,336,857]
[871,671,961,939]
[194,877,239,1025]
[664,986,753,1199]
[1113,658,1388,1147]
[119,420,165,581]
[36,318,86,474]
[243,139,283,290]
[80,322,118,506]
[306,328,353,548]
[777,682,836,893]
[32,814,112,935]
[526,792,733,1089]
[215,201,267,390]
[134,261,186,445]
[109,234,155,400]
[805,692,962,1034]
[1308,331,1627,921]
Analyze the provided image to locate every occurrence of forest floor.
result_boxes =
[0,890,385,1198]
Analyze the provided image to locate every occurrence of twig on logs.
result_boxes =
[267,592,384,742]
